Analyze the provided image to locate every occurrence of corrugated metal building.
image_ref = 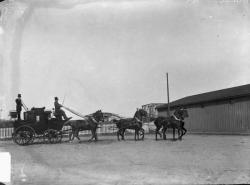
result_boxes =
[156,84,250,134]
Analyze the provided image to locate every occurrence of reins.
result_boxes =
[63,105,102,123]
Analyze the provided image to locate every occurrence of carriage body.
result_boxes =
[12,107,68,145]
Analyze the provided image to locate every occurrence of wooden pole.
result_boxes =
[166,73,170,117]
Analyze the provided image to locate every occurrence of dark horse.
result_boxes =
[113,109,148,141]
[154,108,188,140]
[66,110,104,142]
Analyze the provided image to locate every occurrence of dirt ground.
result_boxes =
[0,134,250,185]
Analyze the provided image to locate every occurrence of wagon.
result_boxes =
[11,107,71,145]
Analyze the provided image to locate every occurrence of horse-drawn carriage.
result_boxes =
[9,103,188,145]
[10,107,71,145]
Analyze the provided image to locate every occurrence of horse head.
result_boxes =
[134,108,148,122]
[174,108,188,120]
[93,110,104,122]
[181,108,189,119]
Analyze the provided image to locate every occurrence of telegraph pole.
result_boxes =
[166,73,170,117]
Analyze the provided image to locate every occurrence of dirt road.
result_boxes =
[1,134,250,184]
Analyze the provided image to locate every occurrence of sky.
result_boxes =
[0,0,250,118]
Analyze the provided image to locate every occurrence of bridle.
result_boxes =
[173,110,182,121]
[91,111,103,123]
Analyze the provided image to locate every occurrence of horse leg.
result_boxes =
[69,132,73,142]
[158,129,162,138]
[134,129,137,141]
[94,129,98,141]
[155,127,159,140]
[118,129,125,140]
[69,127,74,142]
[140,128,144,140]
[178,129,181,138]
[182,127,187,136]
[117,131,120,141]
[173,128,175,141]
[89,130,95,141]
[117,129,121,141]
[136,129,140,140]
[162,127,167,140]
[76,130,81,143]
[178,128,183,140]
[122,129,125,140]
[180,129,183,140]
[70,129,76,142]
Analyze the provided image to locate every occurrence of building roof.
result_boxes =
[142,103,165,107]
[88,112,125,119]
[156,84,250,110]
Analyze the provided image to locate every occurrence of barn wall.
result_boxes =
[157,100,250,134]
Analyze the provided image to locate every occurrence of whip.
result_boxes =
[22,100,29,111]
[62,105,87,119]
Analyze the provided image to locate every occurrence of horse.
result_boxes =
[154,108,188,140]
[65,110,104,142]
[113,109,148,141]
[154,116,166,140]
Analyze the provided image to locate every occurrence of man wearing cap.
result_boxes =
[15,94,23,120]
[54,97,70,120]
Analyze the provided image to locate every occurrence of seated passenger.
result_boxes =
[54,97,71,121]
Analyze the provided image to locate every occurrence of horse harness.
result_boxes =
[172,113,181,122]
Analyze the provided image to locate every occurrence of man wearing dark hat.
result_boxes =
[15,94,23,120]
[54,97,70,120]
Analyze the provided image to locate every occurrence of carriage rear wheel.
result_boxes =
[13,126,35,146]
[139,128,144,140]
[43,129,62,144]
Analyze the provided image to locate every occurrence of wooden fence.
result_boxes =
[0,127,14,139]
[0,124,117,139]
[0,122,154,140]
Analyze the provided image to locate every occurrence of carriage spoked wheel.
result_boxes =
[13,126,35,146]
[43,129,62,144]
[139,128,145,140]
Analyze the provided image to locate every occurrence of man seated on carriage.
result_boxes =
[54,97,71,121]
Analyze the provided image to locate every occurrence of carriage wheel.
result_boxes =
[57,131,63,143]
[139,128,144,140]
[43,129,62,144]
[13,126,35,146]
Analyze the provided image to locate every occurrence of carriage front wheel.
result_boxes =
[13,126,35,146]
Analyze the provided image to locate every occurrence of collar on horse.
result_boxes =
[89,116,98,123]
[134,117,141,122]
[172,114,181,121]
[84,115,98,123]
